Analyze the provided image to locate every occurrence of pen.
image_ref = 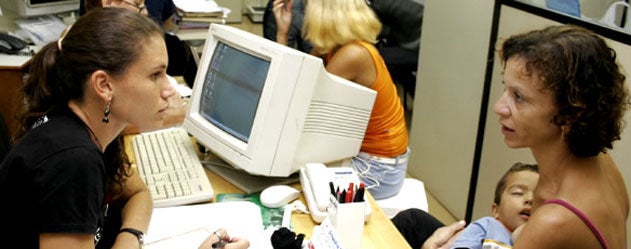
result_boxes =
[211,231,230,249]
[345,183,354,203]
[353,186,364,202]
[329,181,336,196]
[212,240,227,249]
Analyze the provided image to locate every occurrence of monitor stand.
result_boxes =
[202,161,300,194]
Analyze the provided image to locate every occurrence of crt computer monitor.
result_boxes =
[183,24,377,177]
[0,0,79,17]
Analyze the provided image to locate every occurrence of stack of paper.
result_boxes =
[174,0,230,28]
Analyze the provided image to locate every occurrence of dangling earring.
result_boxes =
[102,101,111,123]
[561,126,567,140]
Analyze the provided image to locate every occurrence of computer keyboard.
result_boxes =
[131,127,214,207]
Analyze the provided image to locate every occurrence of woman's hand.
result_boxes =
[272,0,293,45]
[161,92,188,128]
[198,228,250,249]
[422,220,466,249]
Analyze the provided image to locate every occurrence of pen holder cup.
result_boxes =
[327,195,365,249]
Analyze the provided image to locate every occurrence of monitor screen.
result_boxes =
[200,41,270,142]
[183,24,377,179]
[0,0,79,17]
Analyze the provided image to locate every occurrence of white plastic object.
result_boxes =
[599,1,631,32]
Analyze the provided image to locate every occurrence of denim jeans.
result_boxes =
[350,148,410,200]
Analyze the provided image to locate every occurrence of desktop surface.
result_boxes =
[123,133,411,249]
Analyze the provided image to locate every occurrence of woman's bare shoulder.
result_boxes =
[513,203,604,249]
[326,43,374,86]
[332,43,371,63]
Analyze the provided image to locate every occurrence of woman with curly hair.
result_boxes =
[272,0,409,200]
[494,25,629,249]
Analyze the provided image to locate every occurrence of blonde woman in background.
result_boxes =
[273,0,409,200]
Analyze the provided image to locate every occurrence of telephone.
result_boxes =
[0,33,28,54]
[299,163,371,223]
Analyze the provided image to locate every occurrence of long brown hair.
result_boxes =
[17,8,163,197]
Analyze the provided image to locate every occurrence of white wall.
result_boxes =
[408,0,494,219]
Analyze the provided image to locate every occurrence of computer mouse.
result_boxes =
[260,185,300,208]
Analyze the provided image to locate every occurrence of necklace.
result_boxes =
[84,124,104,152]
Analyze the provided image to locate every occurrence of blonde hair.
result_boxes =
[303,0,382,55]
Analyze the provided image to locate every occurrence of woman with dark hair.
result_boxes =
[81,0,191,134]
[494,25,629,249]
[0,9,249,249]
[395,25,630,249]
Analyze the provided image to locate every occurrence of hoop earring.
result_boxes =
[102,101,111,123]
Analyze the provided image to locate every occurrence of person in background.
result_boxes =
[83,0,189,133]
[494,24,629,249]
[273,0,409,200]
[263,0,423,104]
[143,0,199,87]
[0,9,249,249]
[262,0,312,53]
[82,0,148,15]
[145,0,178,32]
[450,162,539,249]
[82,0,176,31]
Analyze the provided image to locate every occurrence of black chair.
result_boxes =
[164,33,198,88]
[370,0,424,110]
[0,113,12,163]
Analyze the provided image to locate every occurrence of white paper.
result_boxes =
[308,218,345,249]
[173,0,222,13]
[145,201,271,249]
[167,75,192,97]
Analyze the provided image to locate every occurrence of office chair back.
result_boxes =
[0,112,11,163]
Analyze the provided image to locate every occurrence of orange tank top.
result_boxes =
[327,41,408,157]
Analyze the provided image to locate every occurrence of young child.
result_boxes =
[450,162,539,249]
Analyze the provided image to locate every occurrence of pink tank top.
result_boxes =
[544,199,609,249]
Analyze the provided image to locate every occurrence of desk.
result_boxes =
[123,134,411,249]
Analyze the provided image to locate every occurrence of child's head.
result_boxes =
[492,162,539,232]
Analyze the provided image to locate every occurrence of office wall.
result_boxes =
[408,0,494,219]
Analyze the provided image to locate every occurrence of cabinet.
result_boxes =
[215,0,243,23]
[0,55,29,140]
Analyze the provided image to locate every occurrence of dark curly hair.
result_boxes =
[500,25,630,157]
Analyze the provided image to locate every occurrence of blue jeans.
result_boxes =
[350,148,410,200]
